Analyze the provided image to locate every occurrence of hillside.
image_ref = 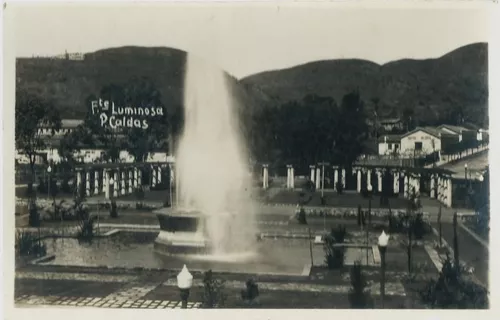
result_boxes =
[242,43,489,127]
[15,46,263,121]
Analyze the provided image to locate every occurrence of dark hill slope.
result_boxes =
[16,46,263,121]
[242,43,488,127]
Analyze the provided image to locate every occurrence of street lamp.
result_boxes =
[318,162,330,205]
[366,184,373,265]
[378,230,390,308]
[464,163,468,183]
[109,177,114,198]
[47,165,52,200]
[177,264,193,309]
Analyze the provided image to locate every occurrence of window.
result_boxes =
[395,144,399,150]
[388,143,392,150]
[415,142,423,151]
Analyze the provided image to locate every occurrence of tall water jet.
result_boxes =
[173,54,257,255]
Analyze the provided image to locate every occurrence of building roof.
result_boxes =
[379,118,401,124]
[401,126,457,139]
[401,127,440,139]
[38,119,84,129]
[438,124,474,134]
[378,134,402,143]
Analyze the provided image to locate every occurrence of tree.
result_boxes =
[348,262,373,308]
[420,254,488,309]
[333,91,369,167]
[120,77,169,162]
[15,90,61,200]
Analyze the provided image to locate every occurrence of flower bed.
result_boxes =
[304,207,430,221]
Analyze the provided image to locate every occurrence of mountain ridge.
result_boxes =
[241,42,488,127]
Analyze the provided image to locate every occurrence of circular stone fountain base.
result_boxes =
[154,207,212,254]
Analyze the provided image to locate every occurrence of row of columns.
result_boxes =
[260,164,453,208]
[75,163,172,200]
[430,174,453,207]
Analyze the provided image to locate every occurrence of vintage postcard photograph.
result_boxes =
[3,1,495,312]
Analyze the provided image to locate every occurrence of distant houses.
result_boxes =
[16,118,170,165]
[377,124,488,157]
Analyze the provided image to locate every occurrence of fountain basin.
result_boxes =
[154,207,211,254]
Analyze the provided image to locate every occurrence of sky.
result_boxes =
[9,3,492,79]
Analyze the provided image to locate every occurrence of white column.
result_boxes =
[446,178,453,208]
[158,166,163,185]
[286,166,291,189]
[356,170,361,193]
[367,170,372,189]
[291,167,295,189]
[437,176,442,202]
[430,174,436,198]
[113,171,119,197]
[94,170,100,195]
[315,167,321,190]
[76,170,82,194]
[128,168,133,193]
[104,170,110,199]
[85,171,91,196]
[377,170,383,193]
[393,172,400,194]
[334,168,339,191]
[152,166,157,187]
[310,166,316,183]
[262,165,269,189]
[404,174,409,198]
[134,167,139,188]
[341,169,346,189]
[101,169,106,193]
[121,170,126,195]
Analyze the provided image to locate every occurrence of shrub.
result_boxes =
[336,181,343,195]
[297,208,307,225]
[412,213,429,240]
[202,270,226,308]
[331,225,347,243]
[348,262,373,308]
[72,194,89,221]
[15,231,46,257]
[323,234,345,269]
[420,254,488,309]
[28,201,40,227]
[241,278,260,306]
[77,216,96,241]
[110,200,118,218]
[49,199,68,221]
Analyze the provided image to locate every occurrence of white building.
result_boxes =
[37,119,83,137]
[378,134,402,155]
[437,124,476,143]
[400,127,445,156]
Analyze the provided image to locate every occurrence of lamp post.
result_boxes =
[177,264,193,309]
[464,163,468,185]
[318,162,330,205]
[366,184,373,265]
[47,165,52,201]
[378,231,390,308]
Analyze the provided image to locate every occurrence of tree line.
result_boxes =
[243,92,370,170]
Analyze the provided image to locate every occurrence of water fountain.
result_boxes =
[154,54,257,257]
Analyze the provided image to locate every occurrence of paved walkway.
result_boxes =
[15,268,407,308]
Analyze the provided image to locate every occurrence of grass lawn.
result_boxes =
[142,286,408,309]
[269,190,409,209]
